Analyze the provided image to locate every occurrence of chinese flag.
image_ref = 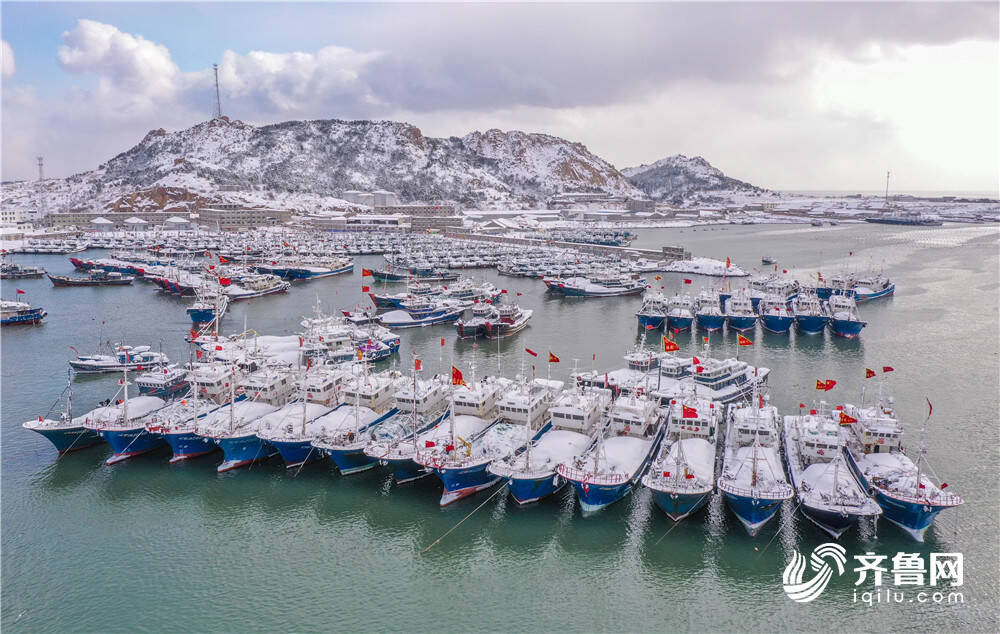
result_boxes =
[662,337,680,352]
[362,286,370,293]
[525,348,538,357]
[682,405,698,418]
[501,289,508,294]
[196,349,203,359]
[865,368,876,378]
[361,268,373,277]
[415,359,422,371]
[189,329,199,340]
[451,365,466,386]
[839,411,858,425]
[219,256,229,264]
[683,279,692,284]
[737,334,753,346]
[816,379,837,391]
[549,352,560,363]
[218,277,231,286]
[882,366,894,373]
[692,356,701,364]
[440,338,445,347]
[16,288,26,294]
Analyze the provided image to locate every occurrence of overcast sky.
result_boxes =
[2,2,997,193]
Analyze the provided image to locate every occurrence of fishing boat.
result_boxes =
[545,272,646,297]
[791,290,830,334]
[378,308,463,328]
[643,395,721,521]
[761,256,776,265]
[145,395,230,463]
[222,273,290,301]
[485,303,532,339]
[22,375,103,454]
[69,344,170,374]
[782,406,882,538]
[1,299,46,326]
[558,393,665,513]
[363,368,454,483]
[253,400,336,468]
[369,281,439,309]
[757,293,794,334]
[717,396,794,536]
[418,376,560,506]
[635,291,668,330]
[724,288,757,332]
[827,293,867,338]
[490,383,611,504]
[372,267,458,283]
[194,399,281,472]
[748,275,800,308]
[82,370,169,464]
[135,365,190,398]
[48,270,134,286]
[665,293,695,332]
[841,397,962,541]
[285,257,354,280]
[1,261,46,279]
[852,274,895,302]
[310,369,401,474]
[454,302,495,339]
[187,289,229,325]
[694,288,725,332]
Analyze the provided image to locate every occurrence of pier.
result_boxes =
[444,231,691,262]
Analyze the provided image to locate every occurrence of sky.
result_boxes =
[1,2,997,193]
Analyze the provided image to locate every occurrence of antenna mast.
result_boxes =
[37,156,47,218]
[212,63,222,119]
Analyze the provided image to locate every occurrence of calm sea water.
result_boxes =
[2,223,998,632]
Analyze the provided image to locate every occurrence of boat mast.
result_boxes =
[411,353,419,450]
[228,370,235,433]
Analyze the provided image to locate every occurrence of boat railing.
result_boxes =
[873,483,964,507]
[556,464,627,485]
[717,480,793,499]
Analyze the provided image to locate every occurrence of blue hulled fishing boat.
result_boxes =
[23,376,103,454]
[791,291,830,334]
[757,293,794,334]
[694,289,725,331]
[827,293,867,338]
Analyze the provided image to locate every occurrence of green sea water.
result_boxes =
[2,223,997,632]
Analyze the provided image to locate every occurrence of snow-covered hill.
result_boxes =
[2,117,641,214]
[623,155,765,205]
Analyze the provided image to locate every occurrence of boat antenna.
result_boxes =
[884,170,891,208]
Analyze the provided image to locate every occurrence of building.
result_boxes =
[626,198,655,214]
[45,211,194,229]
[345,214,406,232]
[199,205,291,231]
[373,204,456,217]
[372,190,400,206]
[661,245,691,261]
[0,208,23,226]
[410,216,464,232]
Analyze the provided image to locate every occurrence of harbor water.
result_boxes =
[2,223,998,631]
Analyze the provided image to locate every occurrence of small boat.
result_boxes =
[1,299,46,326]
[485,303,532,339]
[643,396,721,521]
[852,274,895,302]
[222,273,290,300]
[48,270,134,286]
[717,396,794,536]
[761,256,776,265]
[22,375,103,454]
[135,365,190,398]
[454,302,494,339]
[69,344,169,374]
[827,293,867,338]
[490,384,611,504]
[558,392,665,513]
[757,293,794,334]
[791,290,830,334]
[782,406,881,539]
[187,289,229,325]
[724,288,757,332]
[841,397,962,541]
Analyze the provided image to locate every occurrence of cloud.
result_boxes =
[1,40,14,77]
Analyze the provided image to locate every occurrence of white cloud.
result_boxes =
[1,40,14,77]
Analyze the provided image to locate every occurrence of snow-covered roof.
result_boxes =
[123,216,149,224]
[90,217,113,224]
[164,216,189,224]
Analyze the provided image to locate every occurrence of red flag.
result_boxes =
[725,257,731,268]
[218,277,231,286]
[215,345,223,351]
[282,241,290,247]
[865,368,876,378]
[415,359,422,371]
[737,334,753,346]
[136,365,143,372]
[692,356,701,364]
[655,275,662,280]
[839,411,858,425]
[782,269,788,274]
[695,366,704,373]
[662,336,679,352]
[682,405,698,418]
[683,279,692,284]
[196,349,203,359]
[525,348,538,357]
[189,329,199,340]
[926,397,933,418]
[451,365,466,386]
[16,289,25,294]
[298,336,304,347]
[219,256,229,264]
[204,251,211,257]
[440,338,445,347]
[361,268,373,277]
[882,366,894,373]
[362,285,370,293]
[702,336,709,343]
[548,352,560,363]
[516,292,522,296]
[501,289,508,294]
[798,402,805,409]
[816,379,836,391]
[445,444,455,452]
[424,440,436,448]
[646,324,655,330]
